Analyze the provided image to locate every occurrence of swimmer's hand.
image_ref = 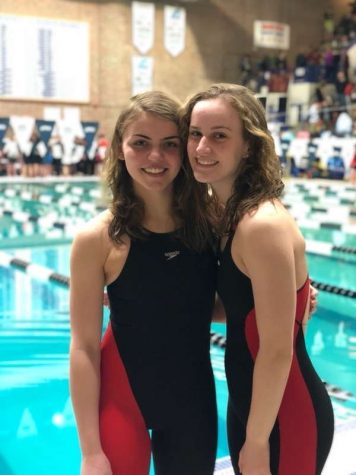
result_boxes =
[81,452,112,475]
[238,439,271,475]
[309,285,318,316]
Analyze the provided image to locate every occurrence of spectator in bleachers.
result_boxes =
[307,100,323,134]
[335,3,356,38]
[239,54,253,86]
[295,49,308,69]
[323,11,335,40]
[72,136,88,175]
[48,134,64,176]
[289,157,300,177]
[305,142,326,178]
[22,130,46,178]
[335,70,349,107]
[276,52,288,72]
[304,47,323,82]
[327,146,346,179]
[307,156,324,178]
[42,149,53,178]
[258,54,273,73]
[322,44,337,82]
[1,129,21,176]
[61,135,86,176]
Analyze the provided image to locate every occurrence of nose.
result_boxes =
[196,136,211,156]
[147,146,163,161]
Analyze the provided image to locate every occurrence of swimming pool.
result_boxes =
[0,178,355,474]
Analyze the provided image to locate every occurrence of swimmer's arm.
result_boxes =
[69,226,108,463]
[236,218,295,474]
[212,294,226,322]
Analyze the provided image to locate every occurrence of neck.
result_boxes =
[211,182,232,206]
[136,187,177,233]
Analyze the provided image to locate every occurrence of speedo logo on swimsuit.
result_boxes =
[164,251,180,261]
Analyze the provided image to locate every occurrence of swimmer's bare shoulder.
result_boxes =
[71,209,130,285]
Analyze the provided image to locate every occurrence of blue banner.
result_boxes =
[81,121,99,153]
[35,119,55,146]
[0,117,10,144]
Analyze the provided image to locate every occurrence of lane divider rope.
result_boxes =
[0,250,355,297]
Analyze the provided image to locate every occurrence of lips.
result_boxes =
[195,157,218,167]
[142,167,167,175]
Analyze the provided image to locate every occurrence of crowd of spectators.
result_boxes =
[0,128,109,178]
[239,1,356,134]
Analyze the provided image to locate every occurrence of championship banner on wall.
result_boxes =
[164,6,186,57]
[132,56,153,96]
[253,21,290,50]
[0,117,9,143]
[132,2,155,54]
[35,119,55,146]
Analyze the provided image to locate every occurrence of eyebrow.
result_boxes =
[132,134,181,141]
[189,125,232,131]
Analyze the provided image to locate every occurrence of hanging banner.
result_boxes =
[164,6,186,57]
[81,121,99,154]
[132,2,155,54]
[132,56,153,96]
[254,21,290,50]
[0,117,10,143]
[35,119,55,146]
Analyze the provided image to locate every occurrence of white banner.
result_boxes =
[132,56,153,96]
[0,15,89,101]
[164,6,186,57]
[254,21,290,50]
[132,2,155,54]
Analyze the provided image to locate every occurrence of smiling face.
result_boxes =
[120,111,182,196]
[187,98,249,201]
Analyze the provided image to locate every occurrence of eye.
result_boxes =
[163,140,180,149]
[131,139,147,148]
[213,132,227,140]
[189,130,201,138]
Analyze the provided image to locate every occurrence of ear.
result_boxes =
[118,146,125,161]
